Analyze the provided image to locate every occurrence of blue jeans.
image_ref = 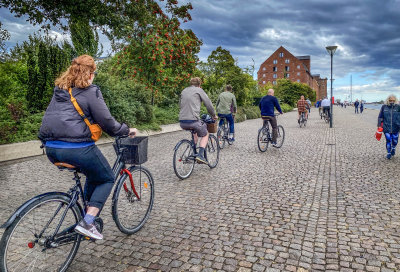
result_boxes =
[46,145,115,210]
[218,113,234,134]
[385,133,399,153]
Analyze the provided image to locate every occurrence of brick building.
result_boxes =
[257,46,327,100]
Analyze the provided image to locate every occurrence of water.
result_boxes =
[364,104,383,110]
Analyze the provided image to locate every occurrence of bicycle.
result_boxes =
[173,116,220,180]
[299,112,307,128]
[257,115,285,152]
[217,116,234,149]
[323,109,330,123]
[0,136,154,272]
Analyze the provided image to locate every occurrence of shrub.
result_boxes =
[280,103,293,113]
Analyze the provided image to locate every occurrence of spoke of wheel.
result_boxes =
[9,248,34,271]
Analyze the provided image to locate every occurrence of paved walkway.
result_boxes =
[1,107,400,272]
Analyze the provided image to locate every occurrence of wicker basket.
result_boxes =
[207,122,218,133]
[119,136,148,165]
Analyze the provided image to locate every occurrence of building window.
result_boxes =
[297,79,300,82]
[286,73,290,78]
[273,81,277,85]
[262,81,266,84]
[285,66,290,71]
[263,74,266,77]
[285,59,290,63]
[273,67,277,72]
[297,72,300,76]
[297,65,300,69]
[262,67,266,71]
[273,59,277,64]
[273,74,277,78]
[279,52,284,58]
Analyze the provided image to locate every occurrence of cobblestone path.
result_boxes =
[1,107,400,272]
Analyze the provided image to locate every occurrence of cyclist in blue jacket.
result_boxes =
[259,89,283,145]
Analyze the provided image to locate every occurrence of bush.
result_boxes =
[280,103,293,113]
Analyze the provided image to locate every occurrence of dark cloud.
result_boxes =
[1,1,399,100]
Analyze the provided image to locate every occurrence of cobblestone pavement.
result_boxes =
[1,106,400,272]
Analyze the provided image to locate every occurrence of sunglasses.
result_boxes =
[91,71,98,76]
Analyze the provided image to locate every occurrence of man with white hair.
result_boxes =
[259,89,283,145]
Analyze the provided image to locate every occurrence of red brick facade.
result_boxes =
[257,46,327,101]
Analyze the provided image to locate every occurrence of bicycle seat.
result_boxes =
[54,162,80,172]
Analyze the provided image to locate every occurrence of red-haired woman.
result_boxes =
[39,55,136,240]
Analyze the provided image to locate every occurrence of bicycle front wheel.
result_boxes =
[0,193,81,272]
[112,166,154,235]
[274,125,285,148]
[173,139,195,179]
[257,128,269,152]
[217,128,226,149]
[205,134,220,168]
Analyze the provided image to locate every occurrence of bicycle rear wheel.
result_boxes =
[217,127,226,149]
[0,194,81,272]
[274,125,285,148]
[173,139,195,179]
[205,134,220,168]
[257,127,269,152]
[112,166,154,235]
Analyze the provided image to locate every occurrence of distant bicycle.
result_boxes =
[217,116,234,149]
[173,115,220,179]
[0,136,154,272]
[257,114,285,152]
[323,111,330,123]
[299,112,307,128]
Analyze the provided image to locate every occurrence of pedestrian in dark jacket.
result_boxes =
[377,95,400,159]
[354,100,360,114]
[360,102,364,113]
[39,55,136,240]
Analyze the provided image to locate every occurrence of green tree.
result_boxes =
[69,18,101,57]
[274,79,316,106]
[0,22,10,55]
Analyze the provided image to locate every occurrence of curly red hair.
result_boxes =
[55,55,96,90]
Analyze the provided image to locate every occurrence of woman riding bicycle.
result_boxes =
[39,55,136,240]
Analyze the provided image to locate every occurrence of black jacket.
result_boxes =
[39,85,129,142]
[378,104,400,134]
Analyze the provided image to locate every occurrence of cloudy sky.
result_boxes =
[2,0,400,102]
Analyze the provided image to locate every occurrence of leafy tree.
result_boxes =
[69,18,102,57]
[0,22,10,55]
[274,79,316,107]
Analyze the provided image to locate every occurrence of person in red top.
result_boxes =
[297,95,309,123]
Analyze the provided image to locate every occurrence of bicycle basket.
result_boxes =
[207,122,218,133]
[119,136,148,165]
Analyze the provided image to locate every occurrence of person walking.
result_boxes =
[39,55,137,240]
[259,89,283,145]
[216,84,237,141]
[360,101,364,113]
[354,99,360,114]
[179,77,217,164]
[377,95,400,159]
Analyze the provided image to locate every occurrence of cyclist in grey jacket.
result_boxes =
[179,77,216,164]
[377,94,400,159]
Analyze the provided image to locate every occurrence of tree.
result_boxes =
[0,22,10,56]
[113,3,201,105]
[69,18,101,57]
[274,79,316,107]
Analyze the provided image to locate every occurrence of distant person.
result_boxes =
[377,95,400,159]
[216,84,237,142]
[259,89,283,145]
[360,101,364,113]
[321,97,331,119]
[306,98,312,114]
[316,99,322,117]
[354,99,360,114]
[297,95,309,123]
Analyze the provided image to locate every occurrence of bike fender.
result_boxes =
[0,192,72,229]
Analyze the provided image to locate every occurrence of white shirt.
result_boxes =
[321,99,330,107]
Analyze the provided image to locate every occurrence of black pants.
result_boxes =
[323,106,330,118]
[262,116,277,143]
[46,145,115,209]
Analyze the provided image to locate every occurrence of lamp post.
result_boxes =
[326,45,338,128]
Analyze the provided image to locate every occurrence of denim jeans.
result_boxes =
[46,145,115,210]
[218,113,234,134]
[385,133,399,153]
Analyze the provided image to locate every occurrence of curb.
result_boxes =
[0,123,183,163]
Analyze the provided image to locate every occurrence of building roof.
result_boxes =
[296,56,310,60]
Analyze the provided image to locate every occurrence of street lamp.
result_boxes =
[326,45,338,128]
